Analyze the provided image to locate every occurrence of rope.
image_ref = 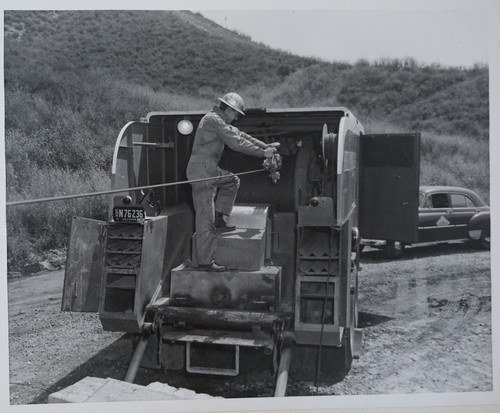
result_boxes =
[6,168,266,207]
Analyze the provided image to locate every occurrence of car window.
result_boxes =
[450,193,476,208]
[466,197,476,207]
[422,196,433,208]
[430,193,450,208]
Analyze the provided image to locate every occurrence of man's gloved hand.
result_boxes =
[264,147,277,157]
[262,152,282,184]
[267,142,280,149]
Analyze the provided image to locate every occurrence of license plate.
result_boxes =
[113,206,146,222]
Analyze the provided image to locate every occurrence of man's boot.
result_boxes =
[199,261,226,272]
[215,212,236,232]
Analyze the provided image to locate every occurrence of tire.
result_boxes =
[479,233,490,249]
[470,226,490,250]
[384,241,405,259]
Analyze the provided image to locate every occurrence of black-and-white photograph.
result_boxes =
[2,1,499,412]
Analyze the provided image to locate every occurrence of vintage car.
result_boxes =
[362,185,490,258]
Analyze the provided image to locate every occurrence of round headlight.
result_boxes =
[177,120,194,135]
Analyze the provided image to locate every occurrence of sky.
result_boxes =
[199,8,489,68]
[0,0,496,67]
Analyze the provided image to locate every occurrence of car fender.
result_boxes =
[468,211,490,240]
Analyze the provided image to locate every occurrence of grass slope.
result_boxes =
[3,10,490,268]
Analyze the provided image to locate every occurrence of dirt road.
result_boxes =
[7,242,492,405]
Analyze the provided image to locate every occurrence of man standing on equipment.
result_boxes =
[187,92,278,271]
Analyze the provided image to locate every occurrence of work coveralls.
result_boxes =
[186,106,267,266]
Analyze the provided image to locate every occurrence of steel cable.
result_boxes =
[6,168,266,207]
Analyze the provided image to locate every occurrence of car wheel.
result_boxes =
[479,234,490,249]
[384,241,405,259]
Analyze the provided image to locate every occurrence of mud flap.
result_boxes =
[290,330,353,384]
[62,217,106,312]
[351,328,364,359]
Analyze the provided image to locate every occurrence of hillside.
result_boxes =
[4,10,488,136]
[3,10,490,268]
[4,10,316,94]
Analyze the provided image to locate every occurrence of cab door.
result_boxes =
[447,192,479,239]
[359,133,420,243]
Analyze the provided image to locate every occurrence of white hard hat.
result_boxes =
[218,92,245,115]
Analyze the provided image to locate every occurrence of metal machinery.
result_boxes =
[63,107,420,396]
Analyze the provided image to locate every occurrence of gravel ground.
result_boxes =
[6,242,494,407]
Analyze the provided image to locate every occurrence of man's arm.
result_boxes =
[240,131,267,149]
[241,131,281,152]
[214,120,268,157]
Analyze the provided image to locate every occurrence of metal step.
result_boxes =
[162,329,275,377]
[162,329,273,348]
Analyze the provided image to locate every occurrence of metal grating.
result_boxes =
[298,260,338,276]
[105,223,143,269]
[107,223,144,240]
[298,229,339,275]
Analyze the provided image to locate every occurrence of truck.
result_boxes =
[62,106,420,396]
